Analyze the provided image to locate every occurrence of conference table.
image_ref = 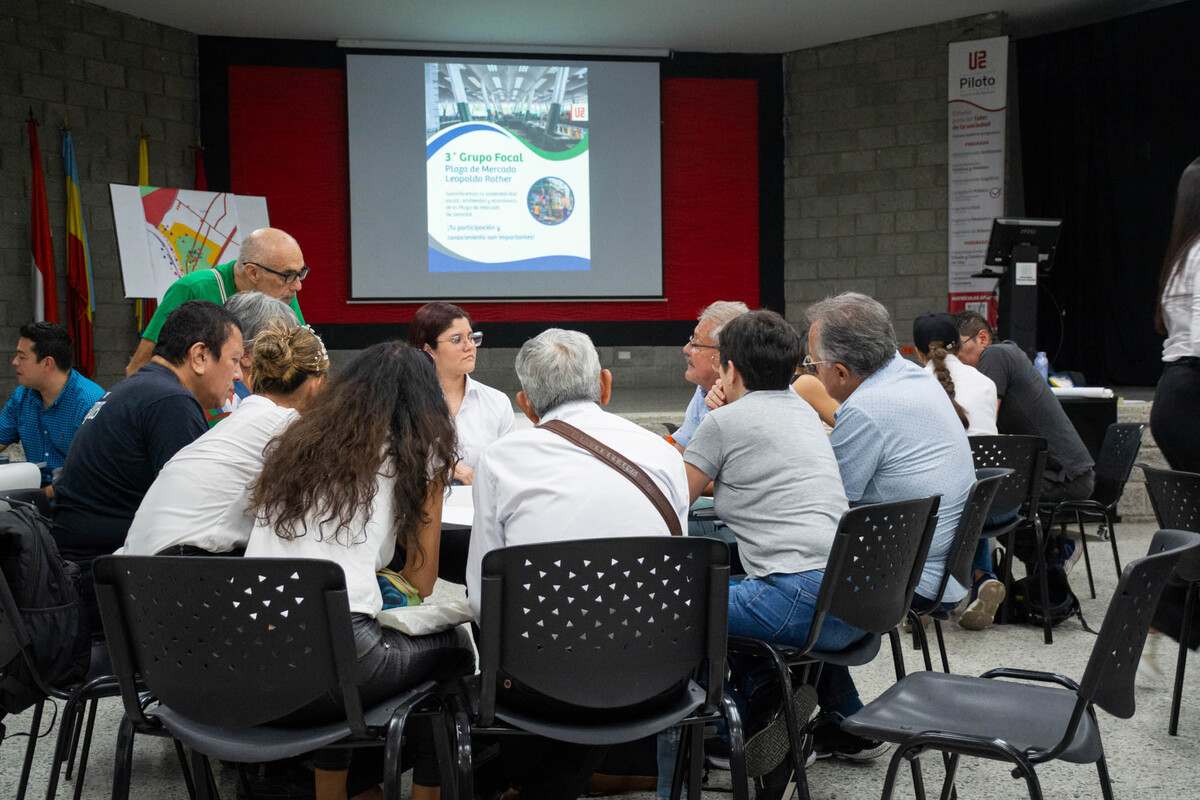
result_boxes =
[431,486,743,583]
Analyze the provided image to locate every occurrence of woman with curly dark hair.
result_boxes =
[246,340,471,800]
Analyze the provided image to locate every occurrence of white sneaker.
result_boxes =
[959,579,1006,631]
[1137,630,1165,688]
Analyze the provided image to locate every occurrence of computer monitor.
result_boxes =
[984,217,1062,268]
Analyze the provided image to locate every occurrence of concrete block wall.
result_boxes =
[781,12,1005,339]
[0,0,198,397]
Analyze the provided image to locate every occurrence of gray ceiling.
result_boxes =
[90,0,1180,54]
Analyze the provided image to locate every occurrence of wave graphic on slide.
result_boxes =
[428,236,587,273]
[426,123,512,160]
[426,121,588,161]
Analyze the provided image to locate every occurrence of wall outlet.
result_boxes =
[617,350,632,360]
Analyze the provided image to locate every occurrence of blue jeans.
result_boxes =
[655,571,868,799]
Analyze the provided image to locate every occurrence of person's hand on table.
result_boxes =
[705,378,728,410]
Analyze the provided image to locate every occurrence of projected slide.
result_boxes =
[424,63,591,273]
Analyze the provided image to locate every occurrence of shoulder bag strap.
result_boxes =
[538,418,682,537]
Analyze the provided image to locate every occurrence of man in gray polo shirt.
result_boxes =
[677,311,878,790]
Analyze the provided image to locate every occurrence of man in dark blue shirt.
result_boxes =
[0,322,104,492]
[54,300,244,641]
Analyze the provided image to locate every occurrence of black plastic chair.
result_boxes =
[0,506,137,800]
[93,556,464,800]
[906,468,1011,674]
[1138,464,1200,736]
[1041,423,1145,599]
[726,496,941,800]
[451,536,744,800]
[969,435,1056,644]
[842,529,1200,800]
[0,488,51,517]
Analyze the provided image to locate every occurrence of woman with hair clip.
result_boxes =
[122,320,330,556]
[410,302,514,485]
[1143,157,1200,679]
[912,312,998,436]
[245,341,472,800]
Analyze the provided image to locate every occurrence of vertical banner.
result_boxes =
[947,36,1008,326]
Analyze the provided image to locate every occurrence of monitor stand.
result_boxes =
[997,242,1039,358]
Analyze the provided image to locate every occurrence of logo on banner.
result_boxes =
[968,50,988,70]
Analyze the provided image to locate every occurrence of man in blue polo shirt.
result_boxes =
[1,322,104,494]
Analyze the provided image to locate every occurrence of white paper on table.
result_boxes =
[441,484,474,526]
[1051,387,1114,399]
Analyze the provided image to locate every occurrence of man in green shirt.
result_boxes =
[125,227,308,375]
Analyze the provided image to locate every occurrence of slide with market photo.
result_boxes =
[346,54,662,300]
[426,63,590,273]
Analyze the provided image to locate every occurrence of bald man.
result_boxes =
[125,228,309,375]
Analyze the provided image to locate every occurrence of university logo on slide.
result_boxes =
[424,62,591,273]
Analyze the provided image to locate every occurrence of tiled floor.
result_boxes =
[3,521,1195,800]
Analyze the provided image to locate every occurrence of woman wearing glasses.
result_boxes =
[410,302,515,485]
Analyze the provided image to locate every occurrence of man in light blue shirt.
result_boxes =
[1,322,104,491]
[671,300,748,450]
[803,292,977,758]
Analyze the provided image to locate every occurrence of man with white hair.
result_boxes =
[670,300,749,451]
[125,227,309,375]
[465,328,689,800]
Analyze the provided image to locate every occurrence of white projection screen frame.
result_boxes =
[346,53,663,301]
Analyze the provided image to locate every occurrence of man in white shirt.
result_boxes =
[466,328,688,800]
[466,328,689,620]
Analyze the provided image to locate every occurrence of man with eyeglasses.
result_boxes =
[124,228,309,376]
[669,300,748,452]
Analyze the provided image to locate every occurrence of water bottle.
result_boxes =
[1034,351,1050,383]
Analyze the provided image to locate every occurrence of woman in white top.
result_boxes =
[122,320,329,555]
[1153,156,1200,473]
[1145,157,1200,678]
[409,302,513,485]
[245,341,471,800]
[912,312,998,436]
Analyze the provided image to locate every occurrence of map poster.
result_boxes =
[110,184,270,300]
[946,36,1008,327]
[424,62,590,273]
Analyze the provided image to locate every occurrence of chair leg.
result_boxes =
[1034,520,1054,645]
[173,741,199,800]
[687,721,703,800]
[770,649,813,800]
[909,754,928,800]
[45,693,86,800]
[1076,511,1096,600]
[16,699,43,800]
[1096,754,1115,800]
[1169,582,1196,736]
[888,628,907,680]
[933,620,951,673]
[110,715,136,800]
[879,746,909,800]
[63,697,85,780]
[1106,511,1122,577]
[383,703,416,800]
[997,531,1016,625]
[938,753,960,800]
[669,724,689,800]
[430,708,457,800]
[1017,763,1044,800]
[70,698,100,800]
[721,694,751,800]
[188,750,216,800]
[912,616,934,672]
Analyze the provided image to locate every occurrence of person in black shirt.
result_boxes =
[54,300,245,642]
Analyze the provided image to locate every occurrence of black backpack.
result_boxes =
[0,501,89,715]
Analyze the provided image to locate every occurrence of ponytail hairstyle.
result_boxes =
[913,312,969,429]
[927,339,970,429]
[251,321,330,396]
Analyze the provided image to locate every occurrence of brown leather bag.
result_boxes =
[538,419,683,537]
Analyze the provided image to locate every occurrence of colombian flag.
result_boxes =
[134,133,156,333]
[62,130,95,377]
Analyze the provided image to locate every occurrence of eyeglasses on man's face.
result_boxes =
[686,336,718,351]
[438,332,484,347]
[802,354,832,373]
[246,261,310,284]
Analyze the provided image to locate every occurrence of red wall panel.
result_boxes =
[228,66,758,324]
